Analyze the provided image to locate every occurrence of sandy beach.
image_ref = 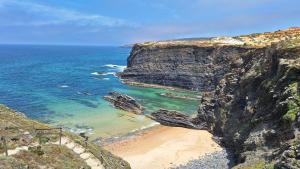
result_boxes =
[104,125,222,169]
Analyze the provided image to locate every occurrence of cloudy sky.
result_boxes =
[0,0,299,45]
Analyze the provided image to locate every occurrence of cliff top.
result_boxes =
[136,27,300,48]
[0,104,130,169]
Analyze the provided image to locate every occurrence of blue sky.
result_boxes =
[0,0,299,45]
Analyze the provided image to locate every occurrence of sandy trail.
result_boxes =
[104,125,222,169]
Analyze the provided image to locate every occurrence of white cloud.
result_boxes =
[0,0,138,27]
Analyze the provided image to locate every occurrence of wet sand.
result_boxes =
[104,125,222,169]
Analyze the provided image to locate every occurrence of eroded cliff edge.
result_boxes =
[120,28,300,168]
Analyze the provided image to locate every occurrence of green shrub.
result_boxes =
[37,136,50,144]
[239,160,265,169]
[282,82,300,124]
[266,161,275,169]
[29,146,44,156]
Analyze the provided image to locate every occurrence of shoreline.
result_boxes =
[103,125,222,169]
[90,79,202,144]
[93,121,160,146]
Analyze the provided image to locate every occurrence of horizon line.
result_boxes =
[0,43,127,47]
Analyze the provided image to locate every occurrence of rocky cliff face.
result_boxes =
[121,42,254,91]
[198,39,300,168]
[120,28,300,92]
[120,28,300,168]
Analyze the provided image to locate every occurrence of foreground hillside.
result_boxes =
[0,105,130,169]
[120,28,300,168]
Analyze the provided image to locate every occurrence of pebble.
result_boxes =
[173,150,234,169]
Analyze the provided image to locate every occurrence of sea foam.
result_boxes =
[91,72,116,76]
[130,122,160,133]
[60,85,69,88]
[104,64,127,72]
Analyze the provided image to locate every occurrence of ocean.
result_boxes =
[0,45,200,139]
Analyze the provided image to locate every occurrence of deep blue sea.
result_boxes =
[0,45,199,139]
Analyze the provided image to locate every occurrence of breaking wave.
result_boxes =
[91,72,116,76]
[104,64,126,72]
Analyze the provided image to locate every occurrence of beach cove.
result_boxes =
[104,125,222,169]
[0,44,225,168]
[0,45,198,138]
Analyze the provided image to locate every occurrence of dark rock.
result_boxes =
[104,92,144,114]
[94,72,107,75]
[119,44,249,91]
[159,92,200,100]
[150,109,205,129]
[275,144,300,169]
[173,150,234,169]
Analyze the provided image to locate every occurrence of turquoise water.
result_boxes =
[0,45,200,139]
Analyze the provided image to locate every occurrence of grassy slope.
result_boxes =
[0,105,131,169]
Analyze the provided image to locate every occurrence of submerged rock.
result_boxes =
[150,109,205,129]
[159,92,201,101]
[104,91,144,114]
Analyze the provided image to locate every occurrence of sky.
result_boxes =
[0,0,299,46]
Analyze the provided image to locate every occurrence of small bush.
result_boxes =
[38,136,50,144]
[282,82,300,124]
[239,160,265,169]
[28,146,44,156]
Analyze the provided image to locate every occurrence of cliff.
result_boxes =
[0,105,131,169]
[120,28,300,91]
[120,28,300,168]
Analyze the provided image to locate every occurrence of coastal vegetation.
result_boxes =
[283,82,300,124]
[0,105,130,169]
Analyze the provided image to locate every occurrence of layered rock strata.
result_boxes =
[120,28,300,92]
[104,92,144,114]
[150,109,204,129]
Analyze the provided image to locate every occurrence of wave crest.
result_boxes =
[91,72,116,76]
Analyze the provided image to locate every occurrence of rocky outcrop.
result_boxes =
[104,92,144,114]
[120,28,300,168]
[149,109,205,129]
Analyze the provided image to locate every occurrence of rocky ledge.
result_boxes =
[104,92,144,114]
[149,109,204,129]
[159,92,201,101]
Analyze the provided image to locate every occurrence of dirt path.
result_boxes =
[57,137,104,169]
[1,136,104,169]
